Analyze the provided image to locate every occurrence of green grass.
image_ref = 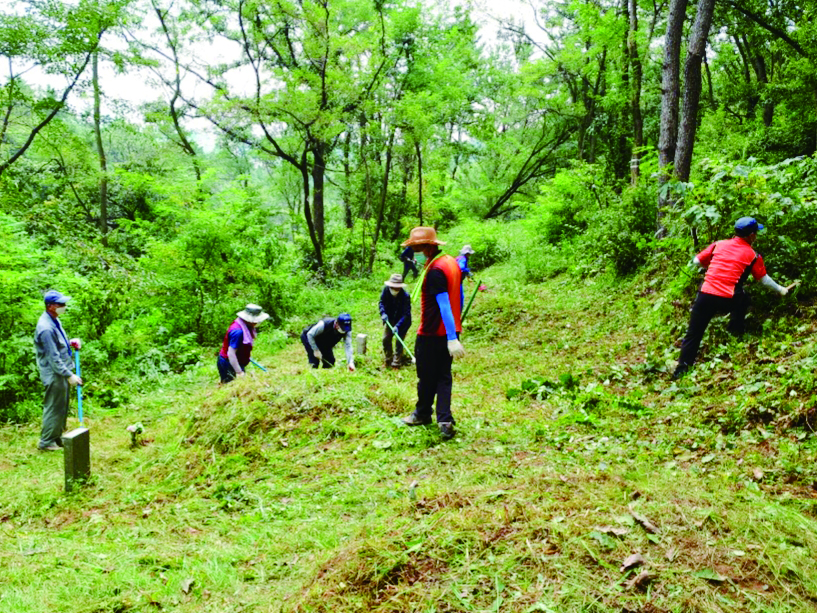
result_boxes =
[2,267,817,612]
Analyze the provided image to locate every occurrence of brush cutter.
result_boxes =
[385,320,416,364]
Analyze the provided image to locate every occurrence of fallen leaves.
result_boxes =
[620,553,644,573]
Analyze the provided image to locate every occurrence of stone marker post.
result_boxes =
[355,333,367,356]
[62,427,90,492]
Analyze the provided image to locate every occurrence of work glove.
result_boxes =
[780,286,789,296]
[237,371,246,377]
[68,374,83,387]
[447,339,465,359]
[69,338,82,350]
[348,362,356,372]
[381,314,388,323]
[313,350,322,361]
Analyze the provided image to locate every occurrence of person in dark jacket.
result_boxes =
[34,290,82,451]
[399,245,419,280]
[217,304,269,383]
[672,217,795,380]
[301,313,355,371]
[379,273,412,368]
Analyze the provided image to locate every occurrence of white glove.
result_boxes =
[780,287,788,296]
[69,338,82,350]
[348,362,356,372]
[447,339,465,359]
[68,374,83,387]
[313,350,322,361]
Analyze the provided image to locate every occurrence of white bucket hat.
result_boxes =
[237,304,270,324]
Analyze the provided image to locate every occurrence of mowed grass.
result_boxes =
[2,268,817,613]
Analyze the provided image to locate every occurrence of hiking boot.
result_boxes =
[438,422,455,440]
[38,444,61,452]
[402,412,432,426]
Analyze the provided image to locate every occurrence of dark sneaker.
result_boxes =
[671,364,690,381]
[439,422,455,440]
[402,413,432,426]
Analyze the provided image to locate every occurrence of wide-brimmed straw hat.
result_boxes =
[237,304,270,324]
[401,226,446,247]
[384,273,407,289]
[459,244,475,255]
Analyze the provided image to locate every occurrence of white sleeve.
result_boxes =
[759,275,786,295]
[306,320,325,351]
[344,332,354,364]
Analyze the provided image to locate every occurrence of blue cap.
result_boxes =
[734,217,764,237]
[43,289,71,305]
[337,313,352,332]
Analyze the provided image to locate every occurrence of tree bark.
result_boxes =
[301,149,323,269]
[92,50,108,242]
[311,143,326,248]
[369,128,395,272]
[656,0,688,237]
[628,0,643,185]
[415,139,423,225]
[674,0,716,182]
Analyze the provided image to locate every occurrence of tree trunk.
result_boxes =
[674,0,716,182]
[343,130,353,228]
[656,0,688,237]
[311,143,326,248]
[415,139,423,225]
[92,50,108,243]
[369,128,395,272]
[301,149,323,270]
[628,0,643,185]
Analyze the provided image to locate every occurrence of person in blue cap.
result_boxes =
[672,217,796,380]
[301,313,356,371]
[34,290,83,451]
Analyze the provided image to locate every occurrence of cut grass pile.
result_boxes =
[2,269,817,612]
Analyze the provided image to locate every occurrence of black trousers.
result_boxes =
[300,332,336,369]
[677,291,750,368]
[402,259,419,280]
[414,335,454,424]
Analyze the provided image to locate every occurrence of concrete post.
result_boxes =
[62,427,90,492]
[355,333,367,355]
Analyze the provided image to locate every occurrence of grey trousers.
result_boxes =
[39,376,70,449]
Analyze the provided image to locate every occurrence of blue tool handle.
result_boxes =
[74,350,83,425]
[249,358,267,372]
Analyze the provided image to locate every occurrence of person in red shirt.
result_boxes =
[672,217,792,380]
[400,227,464,440]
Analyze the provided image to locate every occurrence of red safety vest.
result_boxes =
[418,254,462,336]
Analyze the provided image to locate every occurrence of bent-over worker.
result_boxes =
[301,313,355,371]
[217,304,269,383]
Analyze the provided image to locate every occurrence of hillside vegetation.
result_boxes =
[3,262,817,613]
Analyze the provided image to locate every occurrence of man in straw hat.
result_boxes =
[379,273,412,368]
[217,304,269,383]
[400,227,464,440]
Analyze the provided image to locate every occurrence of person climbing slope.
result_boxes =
[672,217,795,380]
[217,304,269,383]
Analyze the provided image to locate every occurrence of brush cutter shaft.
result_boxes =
[386,320,415,360]
[74,350,83,426]
[461,280,480,323]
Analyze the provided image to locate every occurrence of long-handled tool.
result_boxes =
[461,279,481,323]
[249,358,267,372]
[74,349,84,426]
[385,320,416,364]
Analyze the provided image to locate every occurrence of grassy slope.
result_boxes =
[2,266,817,613]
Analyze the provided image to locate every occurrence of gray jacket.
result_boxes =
[34,312,74,385]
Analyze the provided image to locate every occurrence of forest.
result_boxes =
[3,0,817,611]
[2,0,817,415]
